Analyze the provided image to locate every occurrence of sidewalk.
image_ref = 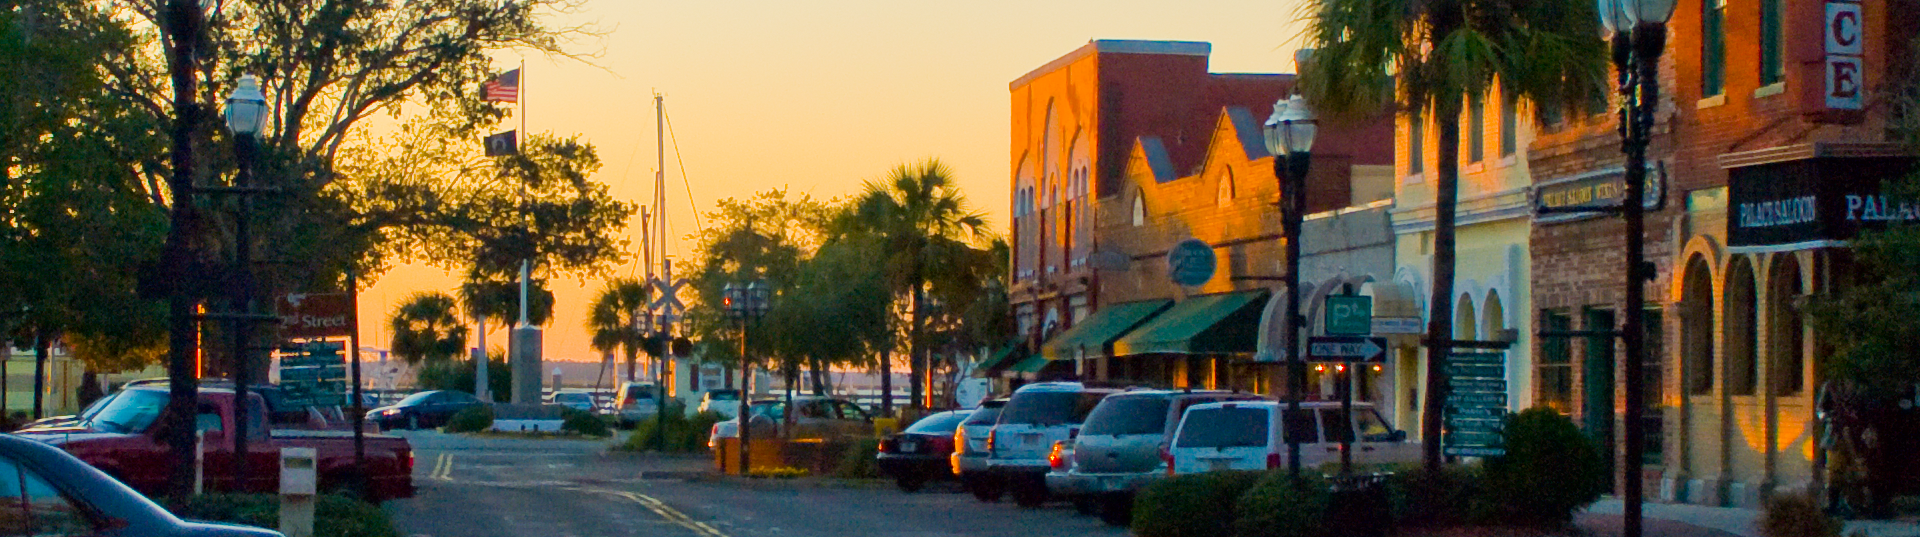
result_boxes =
[1584,500,1920,537]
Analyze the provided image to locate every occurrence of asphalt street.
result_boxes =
[383,430,1131,537]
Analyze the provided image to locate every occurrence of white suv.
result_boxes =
[985,382,1118,507]
[1166,401,1412,475]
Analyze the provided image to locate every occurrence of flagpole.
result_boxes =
[517,58,529,329]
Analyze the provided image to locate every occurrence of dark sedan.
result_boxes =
[368,390,484,430]
[876,410,969,492]
[0,433,282,536]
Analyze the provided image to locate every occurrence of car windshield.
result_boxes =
[747,401,783,420]
[1321,407,1394,442]
[1082,395,1171,436]
[905,412,967,434]
[705,390,739,401]
[1000,391,1103,426]
[77,391,118,420]
[963,404,1003,425]
[397,391,437,406]
[88,389,168,434]
[1175,406,1269,448]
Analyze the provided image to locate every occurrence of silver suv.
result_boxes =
[985,382,1118,507]
[1045,389,1262,525]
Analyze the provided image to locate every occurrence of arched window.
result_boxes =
[1216,169,1235,207]
[1769,255,1804,395]
[1724,257,1756,395]
[1131,189,1146,227]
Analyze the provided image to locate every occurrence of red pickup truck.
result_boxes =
[13,386,414,502]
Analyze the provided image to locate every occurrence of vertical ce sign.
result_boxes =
[1825,0,1864,110]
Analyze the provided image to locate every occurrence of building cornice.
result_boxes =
[1391,186,1533,233]
[1718,142,1915,169]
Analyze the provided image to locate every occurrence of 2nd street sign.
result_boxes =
[1306,336,1388,362]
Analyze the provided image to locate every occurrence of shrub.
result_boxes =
[1482,407,1610,527]
[831,438,880,479]
[1131,471,1265,537]
[169,493,400,537]
[1234,472,1332,537]
[444,405,494,433]
[1386,463,1488,527]
[1761,493,1843,537]
[623,411,726,452]
[561,409,611,437]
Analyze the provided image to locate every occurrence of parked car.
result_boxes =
[876,410,968,492]
[0,432,285,536]
[698,389,742,419]
[547,390,595,412]
[612,382,663,427]
[367,390,485,430]
[1046,389,1262,525]
[708,396,873,446]
[985,382,1119,507]
[953,399,1007,500]
[15,386,415,502]
[1166,401,1412,476]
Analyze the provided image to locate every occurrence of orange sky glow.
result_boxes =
[355,0,1314,362]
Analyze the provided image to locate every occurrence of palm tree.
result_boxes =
[841,159,990,412]
[587,278,650,383]
[387,291,468,366]
[1298,0,1609,470]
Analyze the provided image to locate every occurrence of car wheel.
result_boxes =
[1010,476,1049,508]
[1099,492,1134,527]
[1073,497,1099,516]
[969,475,1003,502]
[894,473,925,493]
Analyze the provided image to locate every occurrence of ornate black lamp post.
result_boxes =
[1264,94,1317,479]
[223,75,268,487]
[1597,0,1673,535]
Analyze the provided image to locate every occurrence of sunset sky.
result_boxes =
[355,0,1316,362]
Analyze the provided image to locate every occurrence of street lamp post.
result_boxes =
[223,75,268,488]
[725,281,771,474]
[1265,94,1317,479]
[1597,0,1672,536]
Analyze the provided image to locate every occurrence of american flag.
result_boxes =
[483,69,519,103]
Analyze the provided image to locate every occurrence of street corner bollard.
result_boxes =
[279,447,317,537]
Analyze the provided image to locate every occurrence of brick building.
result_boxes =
[1004,40,1396,398]
[1527,0,1914,506]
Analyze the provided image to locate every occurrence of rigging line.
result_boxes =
[661,108,705,233]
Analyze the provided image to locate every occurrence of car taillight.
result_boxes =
[953,429,967,455]
[1266,452,1282,470]
[986,429,996,455]
[1048,441,1066,470]
[1160,445,1174,476]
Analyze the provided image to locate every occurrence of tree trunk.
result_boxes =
[879,347,893,417]
[626,347,639,383]
[909,284,926,411]
[808,356,825,395]
[1421,99,1463,472]
[31,330,49,419]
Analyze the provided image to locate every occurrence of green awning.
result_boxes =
[1039,299,1175,360]
[972,345,1024,375]
[1006,354,1050,373]
[1111,289,1270,355]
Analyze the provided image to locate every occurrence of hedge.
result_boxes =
[169,493,399,537]
[1131,471,1265,537]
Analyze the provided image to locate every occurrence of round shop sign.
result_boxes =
[1167,238,1217,287]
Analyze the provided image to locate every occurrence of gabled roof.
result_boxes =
[1225,106,1272,162]
[1135,137,1177,184]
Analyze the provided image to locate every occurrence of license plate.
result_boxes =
[1207,459,1232,471]
[1021,433,1041,445]
[899,440,919,452]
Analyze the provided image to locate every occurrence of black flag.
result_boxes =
[484,130,517,156]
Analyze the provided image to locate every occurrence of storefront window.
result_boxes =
[1537,311,1574,414]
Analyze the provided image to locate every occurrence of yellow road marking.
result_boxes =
[579,487,726,537]
[429,453,453,481]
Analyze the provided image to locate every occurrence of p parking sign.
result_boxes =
[1324,295,1373,335]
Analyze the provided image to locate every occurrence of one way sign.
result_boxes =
[1306,336,1388,363]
